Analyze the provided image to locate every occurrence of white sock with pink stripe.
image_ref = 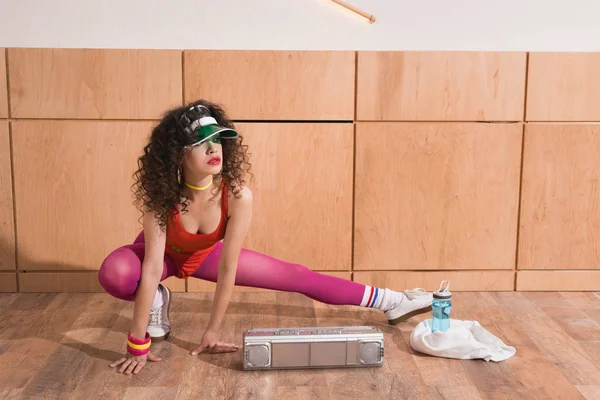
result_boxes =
[360,286,403,312]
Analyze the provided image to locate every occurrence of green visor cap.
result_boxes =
[181,105,239,147]
[190,121,238,147]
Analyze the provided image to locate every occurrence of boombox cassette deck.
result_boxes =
[242,326,384,370]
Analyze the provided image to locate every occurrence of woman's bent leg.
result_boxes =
[98,242,177,301]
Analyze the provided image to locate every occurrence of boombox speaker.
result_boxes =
[242,326,384,370]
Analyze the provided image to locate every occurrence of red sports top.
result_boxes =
[165,182,229,278]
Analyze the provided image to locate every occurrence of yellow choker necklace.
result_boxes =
[184,178,213,191]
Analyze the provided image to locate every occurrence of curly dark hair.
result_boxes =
[132,99,252,231]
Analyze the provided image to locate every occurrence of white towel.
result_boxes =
[409,319,516,362]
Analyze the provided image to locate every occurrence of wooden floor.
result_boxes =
[0,291,599,400]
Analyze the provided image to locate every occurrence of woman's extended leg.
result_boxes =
[192,242,432,324]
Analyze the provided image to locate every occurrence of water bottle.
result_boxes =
[432,280,452,333]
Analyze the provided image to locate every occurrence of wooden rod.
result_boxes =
[325,0,376,24]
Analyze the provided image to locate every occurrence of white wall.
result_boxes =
[1,0,599,51]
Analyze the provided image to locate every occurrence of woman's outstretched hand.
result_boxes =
[110,351,162,375]
[191,329,239,355]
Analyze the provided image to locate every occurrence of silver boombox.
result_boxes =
[242,326,384,370]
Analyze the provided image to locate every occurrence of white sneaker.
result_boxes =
[385,288,433,325]
[147,284,171,341]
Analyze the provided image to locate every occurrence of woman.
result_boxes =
[98,100,433,375]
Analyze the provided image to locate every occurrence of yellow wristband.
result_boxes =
[127,340,151,350]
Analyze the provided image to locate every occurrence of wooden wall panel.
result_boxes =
[8,48,182,119]
[188,272,352,293]
[355,122,522,270]
[0,272,17,292]
[527,53,600,121]
[0,121,15,270]
[238,122,353,270]
[0,49,7,118]
[3,48,598,293]
[18,272,103,292]
[357,52,527,121]
[519,124,600,270]
[517,271,600,291]
[184,51,355,120]
[162,277,186,293]
[354,271,514,291]
[12,121,154,271]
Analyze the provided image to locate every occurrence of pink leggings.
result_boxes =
[98,232,365,306]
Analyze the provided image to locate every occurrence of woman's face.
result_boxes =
[182,137,223,177]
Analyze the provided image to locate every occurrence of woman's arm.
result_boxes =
[205,186,253,333]
[130,210,167,340]
[110,210,166,374]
